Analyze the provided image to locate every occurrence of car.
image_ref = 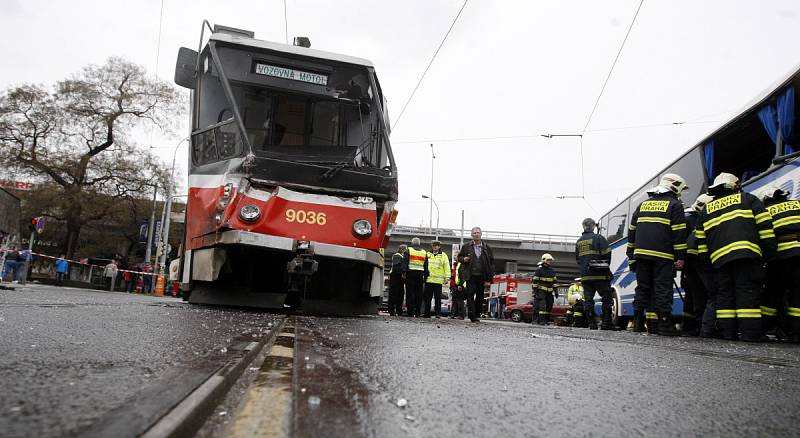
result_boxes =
[504,295,570,323]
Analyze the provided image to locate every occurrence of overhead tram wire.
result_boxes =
[576,0,645,216]
[148,0,166,150]
[392,119,720,144]
[391,0,469,132]
[283,0,289,44]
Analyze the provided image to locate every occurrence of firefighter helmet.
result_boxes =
[541,253,554,263]
[582,218,596,231]
[659,173,689,196]
[691,193,714,213]
[761,185,790,203]
[709,172,739,191]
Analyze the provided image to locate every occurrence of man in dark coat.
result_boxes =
[457,227,495,322]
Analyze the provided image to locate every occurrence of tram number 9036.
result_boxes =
[285,209,327,225]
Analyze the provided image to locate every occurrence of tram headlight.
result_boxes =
[352,219,373,239]
[239,204,261,222]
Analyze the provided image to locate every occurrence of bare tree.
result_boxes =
[0,57,184,257]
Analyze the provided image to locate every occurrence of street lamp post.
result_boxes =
[429,143,435,234]
[421,195,439,238]
[157,137,189,276]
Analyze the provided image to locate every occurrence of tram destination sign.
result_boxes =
[254,63,328,86]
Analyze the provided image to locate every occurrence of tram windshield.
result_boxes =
[195,57,389,170]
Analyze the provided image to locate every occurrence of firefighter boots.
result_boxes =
[657,313,680,336]
[633,310,646,332]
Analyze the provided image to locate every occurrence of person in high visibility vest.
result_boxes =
[566,278,586,327]
[388,244,407,316]
[532,254,558,325]
[423,240,451,318]
[403,237,428,317]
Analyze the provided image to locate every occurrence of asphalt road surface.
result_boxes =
[3,284,800,437]
[0,283,281,438]
[281,315,800,437]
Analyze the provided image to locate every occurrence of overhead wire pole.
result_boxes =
[392,0,469,132]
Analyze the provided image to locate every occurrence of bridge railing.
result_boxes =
[391,225,578,246]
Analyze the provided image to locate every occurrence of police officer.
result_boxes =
[566,278,586,328]
[404,237,428,317]
[532,254,558,325]
[683,194,716,337]
[627,173,689,336]
[695,173,776,341]
[760,185,800,342]
[388,244,407,316]
[576,218,615,330]
[423,240,451,318]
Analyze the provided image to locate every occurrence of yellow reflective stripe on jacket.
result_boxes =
[760,306,777,317]
[628,224,636,231]
[778,241,800,252]
[578,249,600,256]
[709,240,761,264]
[626,242,634,248]
[787,307,800,318]
[637,217,671,226]
[645,312,658,320]
[695,229,706,239]
[736,308,761,318]
[698,244,709,253]
[703,209,754,231]
[673,243,688,250]
[534,276,556,282]
[773,216,800,229]
[407,248,426,271]
[671,223,687,231]
[687,249,699,255]
[758,229,776,240]
[716,309,736,319]
[755,211,772,224]
[633,248,674,261]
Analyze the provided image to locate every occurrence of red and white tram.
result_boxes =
[173,23,398,313]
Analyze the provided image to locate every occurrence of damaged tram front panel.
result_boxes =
[174,23,398,313]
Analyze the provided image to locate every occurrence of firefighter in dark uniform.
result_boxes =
[627,173,689,336]
[576,218,615,330]
[388,244,407,316]
[404,237,429,317]
[695,173,777,341]
[681,194,715,336]
[532,254,558,325]
[760,185,800,342]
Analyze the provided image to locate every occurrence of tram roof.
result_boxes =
[209,32,375,68]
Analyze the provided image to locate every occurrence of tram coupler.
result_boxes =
[286,244,318,309]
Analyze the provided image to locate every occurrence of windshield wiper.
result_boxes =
[319,133,376,180]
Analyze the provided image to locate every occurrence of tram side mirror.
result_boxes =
[175,47,199,89]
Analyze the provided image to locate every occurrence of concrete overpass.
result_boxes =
[385,225,580,282]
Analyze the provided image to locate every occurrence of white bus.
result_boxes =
[600,63,800,326]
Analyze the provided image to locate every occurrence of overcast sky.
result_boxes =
[2,0,799,236]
